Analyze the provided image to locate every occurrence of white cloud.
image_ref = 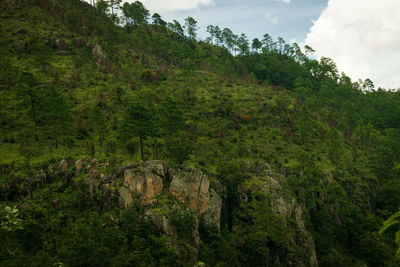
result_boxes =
[276,0,291,3]
[264,13,279,25]
[139,0,214,12]
[305,0,400,89]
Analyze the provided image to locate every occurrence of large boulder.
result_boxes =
[58,159,69,173]
[75,159,83,176]
[91,43,105,67]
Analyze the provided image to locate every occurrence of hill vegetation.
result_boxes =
[1,0,400,266]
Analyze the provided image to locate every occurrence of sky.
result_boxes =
[88,0,400,89]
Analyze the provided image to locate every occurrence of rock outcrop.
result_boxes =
[91,43,105,68]
[0,159,319,266]
[58,159,69,174]
[123,167,164,205]
[240,163,318,267]
[169,167,210,213]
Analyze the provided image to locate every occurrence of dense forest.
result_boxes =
[1,0,400,266]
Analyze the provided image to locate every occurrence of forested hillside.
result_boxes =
[1,0,400,266]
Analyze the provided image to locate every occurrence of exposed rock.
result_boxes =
[101,183,112,198]
[55,38,68,51]
[58,159,69,173]
[117,163,138,177]
[123,167,163,204]
[143,160,167,177]
[47,164,55,179]
[75,159,83,176]
[36,169,46,185]
[240,168,318,267]
[202,189,222,231]
[87,159,99,170]
[72,37,86,48]
[92,43,105,67]
[169,167,210,213]
[119,187,133,208]
[88,167,102,180]
[145,209,175,236]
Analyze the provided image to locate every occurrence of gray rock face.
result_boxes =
[169,167,211,214]
[75,159,83,176]
[119,187,133,208]
[145,209,175,236]
[92,43,105,67]
[240,167,318,267]
[202,189,223,231]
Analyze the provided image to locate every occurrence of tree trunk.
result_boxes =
[139,134,144,161]
[42,65,46,90]
[54,124,58,149]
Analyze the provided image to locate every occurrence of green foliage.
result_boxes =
[169,207,196,240]
[184,16,198,40]
[1,205,23,232]
[121,102,158,160]
[1,0,400,266]
[380,210,400,258]
[122,1,149,31]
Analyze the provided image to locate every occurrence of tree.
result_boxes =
[90,104,108,146]
[184,16,198,40]
[206,25,215,44]
[96,0,109,14]
[262,33,273,53]
[122,1,149,32]
[64,10,80,31]
[379,210,400,258]
[158,97,185,135]
[304,45,315,59]
[42,86,73,149]
[31,40,53,90]
[237,33,249,55]
[222,28,234,52]
[167,20,184,37]
[214,26,223,46]
[15,72,42,141]
[292,42,306,62]
[152,13,166,28]
[121,102,158,161]
[108,0,122,17]
[251,38,262,53]
[0,206,23,232]
[277,37,285,54]
[363,78,375,92]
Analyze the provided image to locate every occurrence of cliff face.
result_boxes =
[239,163,318,266]
[0,159,317,266]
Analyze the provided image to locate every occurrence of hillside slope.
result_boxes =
[1,0,400,266]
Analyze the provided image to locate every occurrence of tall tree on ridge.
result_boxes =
[252,38,262,53]
[184,16,198,40]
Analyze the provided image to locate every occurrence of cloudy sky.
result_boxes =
[91,0,400,89]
